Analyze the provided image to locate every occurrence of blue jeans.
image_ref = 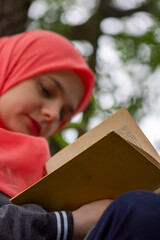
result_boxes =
[87,190,160,240]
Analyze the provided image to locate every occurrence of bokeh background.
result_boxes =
[2,0,160,154]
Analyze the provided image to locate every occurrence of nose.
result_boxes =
[41,102,61,123]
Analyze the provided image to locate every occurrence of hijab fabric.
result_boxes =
[0,30,95,197]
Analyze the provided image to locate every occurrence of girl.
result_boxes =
[0,29,111,240]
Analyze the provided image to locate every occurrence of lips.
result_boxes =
[28,116,41,135]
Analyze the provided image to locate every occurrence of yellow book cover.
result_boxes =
[11,107,160,211]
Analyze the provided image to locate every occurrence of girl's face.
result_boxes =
[0,70,84,137]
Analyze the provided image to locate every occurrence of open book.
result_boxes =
[11,107,160,211]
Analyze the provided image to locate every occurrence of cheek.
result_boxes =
[71,93,82,109]
[0,97,12,121]
[0,100,19,126]
[0,90,20,114]
[0,100,17,131]
[67,85,84,108]
[1,94,27,122]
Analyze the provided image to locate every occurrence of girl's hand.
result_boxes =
[72,199,113,240]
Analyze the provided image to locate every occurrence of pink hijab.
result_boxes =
[0,30,95,197]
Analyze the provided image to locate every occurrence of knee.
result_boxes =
[116,190,160,210]
[87,191,160,239]
[104,190,160,230]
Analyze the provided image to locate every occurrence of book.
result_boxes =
[11,107,160,211]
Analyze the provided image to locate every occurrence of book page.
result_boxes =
[116,125,143,149]
[46,107,160,173]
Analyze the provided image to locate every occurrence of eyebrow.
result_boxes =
[47,75,65,94]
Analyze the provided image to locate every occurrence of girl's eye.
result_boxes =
[41,84,50,97]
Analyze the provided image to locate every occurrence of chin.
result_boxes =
[11,127,30,135]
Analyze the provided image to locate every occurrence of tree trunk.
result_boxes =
[0,0,32,37]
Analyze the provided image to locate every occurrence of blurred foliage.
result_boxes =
[26,0,160,154]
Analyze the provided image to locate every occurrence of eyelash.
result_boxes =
[40,83,50,97]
